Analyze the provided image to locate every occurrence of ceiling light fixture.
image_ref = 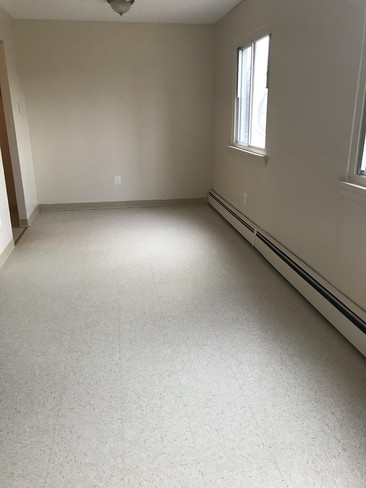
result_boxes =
[107,0,135,17]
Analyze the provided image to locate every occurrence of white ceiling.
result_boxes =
[0,0,242,24]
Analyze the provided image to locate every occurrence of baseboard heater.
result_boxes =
[208,190,366,357]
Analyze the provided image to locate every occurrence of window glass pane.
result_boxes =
[360,135,366,174]
[250,35,270,149]
[236,46,252,145]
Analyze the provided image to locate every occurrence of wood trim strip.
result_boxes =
[0,239,14,270]
[19,205,40,227]
[39,198,208,212]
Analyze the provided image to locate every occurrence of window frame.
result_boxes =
[346,16,366,188]
[356,97,366,178]
[231,29,271,158]
[348,85,366,187]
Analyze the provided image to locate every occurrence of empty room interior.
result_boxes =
[0,0,366,486]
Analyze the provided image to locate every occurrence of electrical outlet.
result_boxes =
[114,176,122,186]
[243,192,247,205]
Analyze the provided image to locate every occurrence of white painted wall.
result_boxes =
[0,7,38,258]
[15,22,214,204]
[213,0,366,310]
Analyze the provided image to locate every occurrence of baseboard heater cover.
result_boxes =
[208,191,256,246]
[208,190,366,357]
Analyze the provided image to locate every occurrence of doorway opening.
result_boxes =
[0,86,24,243]
[0,40,26,244]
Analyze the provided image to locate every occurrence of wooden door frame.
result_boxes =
[0,39,27,226]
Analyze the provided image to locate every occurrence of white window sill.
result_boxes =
[228,145,268,166]
[338,181,366,204]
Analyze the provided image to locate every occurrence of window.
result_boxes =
[348,93,366,188]
[346,26,366,190]
[234,34,270,152]
[357,109,366,177]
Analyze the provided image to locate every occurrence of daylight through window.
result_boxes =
[235,35,270,151]
[359,122,366,175]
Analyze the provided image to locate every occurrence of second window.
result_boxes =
[234,34,270,152]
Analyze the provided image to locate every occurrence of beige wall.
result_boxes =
[16,21,214,204]
[213,0,366,310]
[0,7,38,257]
[5,3,366,314]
